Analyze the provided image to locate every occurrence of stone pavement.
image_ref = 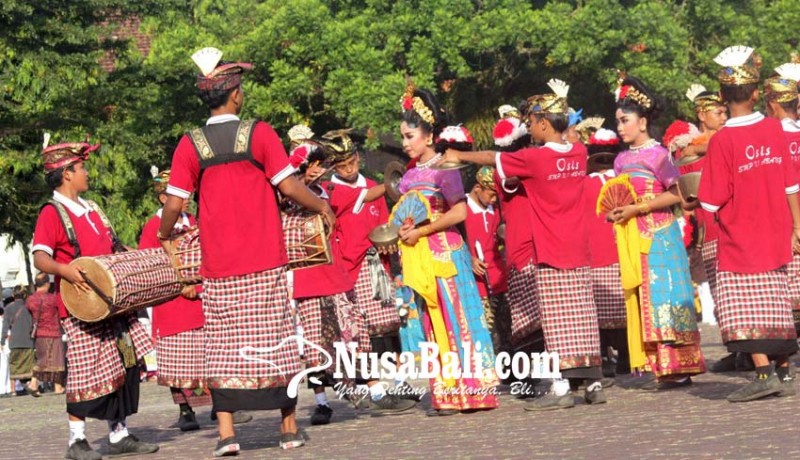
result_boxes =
[2,325,798,460]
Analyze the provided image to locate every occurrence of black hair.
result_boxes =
[498,133,532,152]
[534,113,569,134]
[401,88,448,137]
[45,164,76,190]
[12,285,26,300]
[297,146,328,174]
[34,272,50,289]
[616,76,665,137]
[198,86,237,110]
[766,97,798,115]
[720,83,758,104]
[587,143,621,156]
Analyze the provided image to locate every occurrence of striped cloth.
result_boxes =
[354,258,400,337]
[534,265,602,370]
[590,264,626,329]
[62,314,152,403]
[701,239,718,300]
[787,254,800,310]
[156,327,206,390]
[507,261,541,347]
[716,268,797,343]
[204,267,301,389]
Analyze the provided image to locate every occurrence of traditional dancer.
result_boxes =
[445,79,605,410]
[464,166,511,355]
[697,46,800,402]
[32,139,158,460]
[159,47,334,455]
[396,85,499,416]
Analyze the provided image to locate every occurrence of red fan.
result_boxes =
[596,174,637,216]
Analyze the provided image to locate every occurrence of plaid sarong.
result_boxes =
[716,268,797,343]
[590,264,626,329]
[787,254,800,310]
[701,239,719,301]
[534,265,602,370]
[204,267,301,389]
[156,327,206,390]
[62,314,152,403]
[354,258,400,336]
[507,261,541,347]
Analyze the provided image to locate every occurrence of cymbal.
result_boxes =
[368,223,400,247]
[675,154,703,167]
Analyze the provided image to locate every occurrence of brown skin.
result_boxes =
[158,85,320,440]
[468,184,498,277]
[682,104,729,157]
[398,122,467,246]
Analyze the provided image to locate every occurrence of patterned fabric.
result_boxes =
[156,328,206,390]
[507,261,541,348]
[296,292,369,372]
[354,258,400,336]
[62,314,152,403]
[716,268,797,343]
[204,267,301,389]
[33,337,65,385]
[787,254,800,310]
[701,239,719,301]
[170,387,211,407]
[483,293,512,355]
[639,222,706,378]
[591,264,627,329]
[534,266,602,370]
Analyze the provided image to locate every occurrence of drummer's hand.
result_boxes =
[471,257,487,276]
[399,228,421,246]
[58,264,90,292]
[443,149,461,164]
[180,285,198,300]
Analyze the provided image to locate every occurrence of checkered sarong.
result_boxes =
[507,261,541,347]
[716,268,797,343]
[534,265,602,370]
[787,254,800,310]
[156,327,206,389]
[590,264,626,329]
[62,313,152,403]
[354,258,400,336]
[296,291,369,371]
[204,267,301,389]
[701,239,718,300]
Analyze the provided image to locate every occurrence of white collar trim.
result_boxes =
[725,112,764,128]
[52,191,93,217]
[206,114,240,125]
[782,118,800,133]
[544,141,572,153]
[331,174,367,188]
[467,195,494,214]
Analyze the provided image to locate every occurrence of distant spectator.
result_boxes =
[0,302,10,397]
[27,273,65,395]
[0,286,37,396]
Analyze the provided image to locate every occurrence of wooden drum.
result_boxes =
[281,211,331,270]
[60,230,201,322]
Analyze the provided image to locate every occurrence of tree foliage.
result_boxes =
[1,0,798,249]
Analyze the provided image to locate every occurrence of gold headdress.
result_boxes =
[318,129,357,164]
[575,116,605,143]
[400,80,435,125]
[764,63,800,104]
[614,73,653,110]
[685,84,724,112]
[526,79,570,115]
[714,45,761,86]
[475,166,496,191]
[151,166,171,195]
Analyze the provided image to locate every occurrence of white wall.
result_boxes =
[0,235,35,289]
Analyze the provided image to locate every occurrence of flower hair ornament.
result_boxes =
[614,73,653,110]
[588,128,620,147]
[714,45,761,86]
[662,120,700,155]
[400,80,435,126]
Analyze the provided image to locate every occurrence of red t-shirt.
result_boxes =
[32,193,115,318]
[584,172,619,268]
[139,212,205,338]
[464,195,509,296]
[326,174,389,283]
[783,118,800,183]
[493,172,535,270]
[167,117,295,278]
[496,142,591,269]
[678,155,719,243]
[698,113,798,273]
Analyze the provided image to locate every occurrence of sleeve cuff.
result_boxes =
[494,152,507,180]
[786,184,799,194]
[353,189,369,214]
[270,164,297,186]
[501,179,518,194]
[699,202,721,213]
[31,244,53,256]
[166,185,191,199]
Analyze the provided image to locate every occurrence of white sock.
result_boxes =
[68,420,86,447]
[368,383,386,401]
[551,379,571,396]
[108,419,129,444]
[586,381,603,392]
[315,391,329,407]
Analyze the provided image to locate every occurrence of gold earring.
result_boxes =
[426,139,433,146]
[640,126,646,132]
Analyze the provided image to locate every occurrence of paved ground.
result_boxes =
[2,324,798,460]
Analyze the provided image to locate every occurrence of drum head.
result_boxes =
[60,257,115,322]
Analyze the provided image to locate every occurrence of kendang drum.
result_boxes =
[281,211,332,270]
[60,230,201,323]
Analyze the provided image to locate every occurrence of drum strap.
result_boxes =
[45,200,126,259]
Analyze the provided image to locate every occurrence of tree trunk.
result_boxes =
[21,241,34,289]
